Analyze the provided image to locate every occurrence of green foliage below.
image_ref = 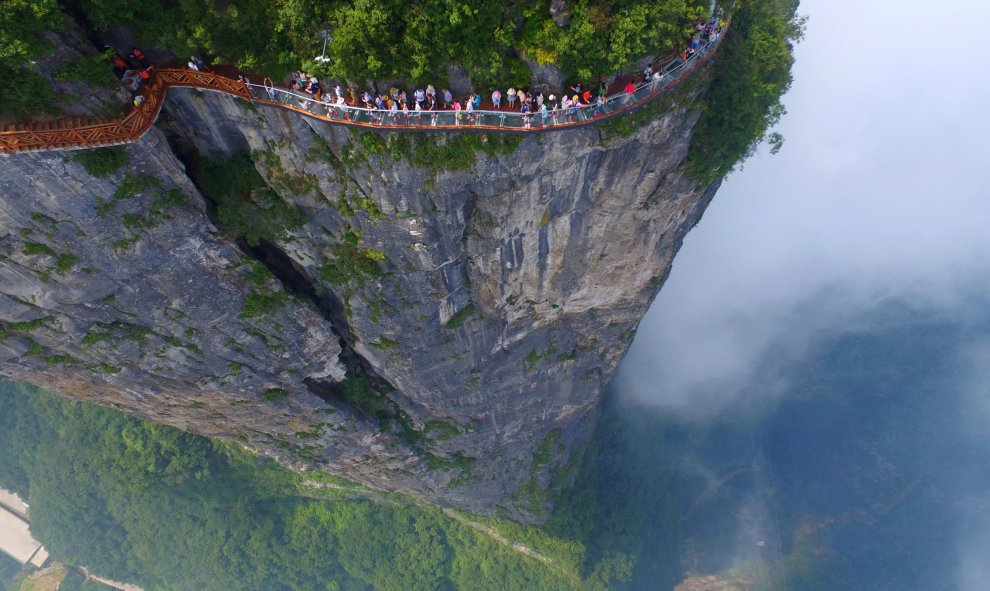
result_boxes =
[73,147,127,178]
[687,0,805,182]
[59,569,117,591]
[192,153,305,247]
[0,381,621,591]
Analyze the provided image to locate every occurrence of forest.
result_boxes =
[1,0,803,180]
[4,305,986,590]
[0,380,635,591]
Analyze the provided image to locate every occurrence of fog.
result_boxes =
[613,0,990,586]
[616,0,990,418]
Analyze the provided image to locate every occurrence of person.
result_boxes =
[517,89,526,110]
[594,93,607,116]
[128,47,150,68]
[427,93,437,111]
[520,100,531,128]
[569,95,580,120]
[263,76,277,100]
[133,94,145,108]
[506,87,516,109]
[642,63,654,83]
[581,89,592,105]
[473,94,481,111]
[237,74,251,86]
[426,84,436,100]
[452,99,462,125]
[624,80,636,104]
[442,88,452,109]
[362,91,372,109]
[187,59,200,71]
[190,55,211,72]
[466,94,474,123]
[414,87,425,109]
[137,66,154,87]
[547,93,558,111]
[112,54,127,79]
[540,102,548,126]
[570,81,583,95]
[536,93,544,108]
[335,83,343,100]
[492,89,501,109]
[390,98,399,123]
[650,69,664,90]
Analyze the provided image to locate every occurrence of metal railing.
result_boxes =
[0,25,726,153]
[243,28,726,133]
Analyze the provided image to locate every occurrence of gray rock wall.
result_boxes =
[0,78,719,521]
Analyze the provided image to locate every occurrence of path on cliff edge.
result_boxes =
[441,508,574,576]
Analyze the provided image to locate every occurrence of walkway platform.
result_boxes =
[0,25,726,154]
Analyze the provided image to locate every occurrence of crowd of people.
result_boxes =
[110,46,156,103]
[259,16,724,128]
[105,15,724,126]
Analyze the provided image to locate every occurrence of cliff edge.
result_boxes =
[0,64,719,521]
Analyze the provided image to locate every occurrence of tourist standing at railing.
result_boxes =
[539,103,548,126]
[453,100,462,125]
[506,88,516,110]
[492,89,501,109]
[649,69,664,91]
[595,93,607,116]
[441,88,451,109]
[642,63,654,83]
[624,80,636,104]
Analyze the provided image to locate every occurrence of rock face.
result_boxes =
[0,77,719,521]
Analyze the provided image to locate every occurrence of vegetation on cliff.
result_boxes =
[0,381,628,591]
[687,0,806,182]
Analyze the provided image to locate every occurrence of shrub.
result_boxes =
[74,147,128,178]
[53,50,116,89]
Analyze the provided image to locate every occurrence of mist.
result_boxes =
[616,0,990,418]
[610,0,990,587]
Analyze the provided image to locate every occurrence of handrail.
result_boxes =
[0,25,727,154]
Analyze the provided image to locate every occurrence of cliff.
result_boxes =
[0,75,718,521]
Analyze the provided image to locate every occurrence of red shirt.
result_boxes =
[624,82,636,94]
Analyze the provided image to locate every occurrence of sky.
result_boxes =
[616,0,990,418]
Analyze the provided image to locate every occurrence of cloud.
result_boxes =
[616,0,990,417]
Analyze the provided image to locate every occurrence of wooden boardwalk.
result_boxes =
[0,26,726,155]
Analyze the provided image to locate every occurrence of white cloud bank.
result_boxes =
[616,0,990,418]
